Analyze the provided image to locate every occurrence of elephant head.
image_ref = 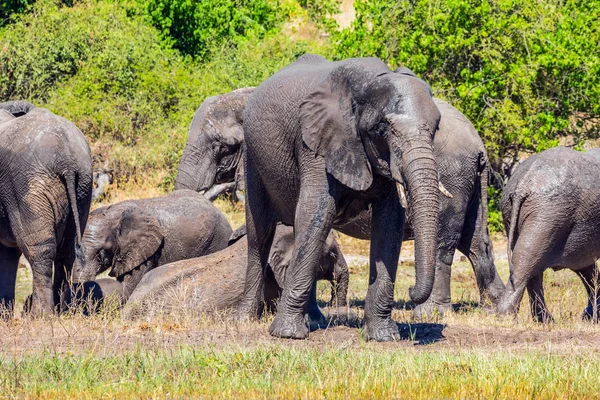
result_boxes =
[74,205,164,284]
[299,57,442,303]
[175,87,254,193]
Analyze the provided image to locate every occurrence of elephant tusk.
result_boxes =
[397,183,408,209]
[439,181,453,198]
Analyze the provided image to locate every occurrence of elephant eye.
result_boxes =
[376,122,387,138]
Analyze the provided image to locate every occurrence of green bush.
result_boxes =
[0,0,34,27]
[139,0,290,58]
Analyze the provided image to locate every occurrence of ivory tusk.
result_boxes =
[397,183,408,208]
[439,181,453,198]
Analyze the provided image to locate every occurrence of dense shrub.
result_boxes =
[139,0,290,58]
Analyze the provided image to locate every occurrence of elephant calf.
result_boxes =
[497,147,600,322]
[74,190,232,301]
[123,224,350,318]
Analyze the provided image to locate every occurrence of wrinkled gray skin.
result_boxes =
[124,228,350,319]
[0,101,92,317]
[497,147,600,322]
[175,87,253,193]
[239,55,441,341]
[74,190,232,301]
[230,224,349,309]
[177,69,504,320]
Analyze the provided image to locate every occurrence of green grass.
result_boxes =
[2,346,599,399]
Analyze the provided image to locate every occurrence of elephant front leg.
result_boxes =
[364,191,404,342]
[269,189,336,339]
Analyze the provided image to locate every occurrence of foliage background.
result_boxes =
[1,0,598,231]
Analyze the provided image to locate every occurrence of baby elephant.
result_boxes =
[74,190,232,301]
[497,147,600,322]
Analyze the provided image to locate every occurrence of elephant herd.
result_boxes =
[1,55,599,341]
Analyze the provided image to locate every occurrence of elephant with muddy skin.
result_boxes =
[498,147,600,323]
[0,101,92,317]
[123,224,350,319]
[175,67,504,321]
[73,190,232,301]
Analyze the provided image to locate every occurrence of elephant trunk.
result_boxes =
[175,151,216,193]
[399,136,439,304]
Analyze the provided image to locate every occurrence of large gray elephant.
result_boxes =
[73,190,232,300]
[175,72,504,319]
[497,147,600,322]
[0,101,92,316]
[237,54,442,341]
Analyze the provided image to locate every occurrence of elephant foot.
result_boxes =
[234,299,263,322]
[412,300,452,321]
[582,307,600,323]
[269,311,309,339]
[363,317,400,342]
[532,311,553,324]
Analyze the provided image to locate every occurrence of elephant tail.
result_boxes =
[65,171,85,258]
[506,193,525,268]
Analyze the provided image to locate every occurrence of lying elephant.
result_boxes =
[123,224,350,318]
[73,190,232,301]
[498,147,600,322]
[0,101,92,317]
[174,78,504,320]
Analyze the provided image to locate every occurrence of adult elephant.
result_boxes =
[175,70,504,318]
[73,190,232,301]
[497,147,600,322]
[0,101,92,316]
[237,54,442,341]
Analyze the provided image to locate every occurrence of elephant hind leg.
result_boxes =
[236,167,277,321]
[575,265,600,323]
[526,272,552,323]
[0,245,22,319]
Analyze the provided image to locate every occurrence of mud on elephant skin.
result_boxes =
[497,147,600,323]
[181,72,504,321]
[123,226,353,322]
[74,190,232,301]
[0,102,92,317]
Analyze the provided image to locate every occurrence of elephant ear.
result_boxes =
[299,75,372,191]
[109,207,164,278]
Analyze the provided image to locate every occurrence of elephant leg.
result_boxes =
[496,220,558,318]
[236,171,276,321]
[575,265,600,323]
[0,245,21,319]
[363,189,404,342]
[269,186,335,339]
[458,200,504,309]
[412,247,454,320]
[332,251,349,307]
[526,272,552,323]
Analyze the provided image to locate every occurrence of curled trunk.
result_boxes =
[0,101,35,116]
